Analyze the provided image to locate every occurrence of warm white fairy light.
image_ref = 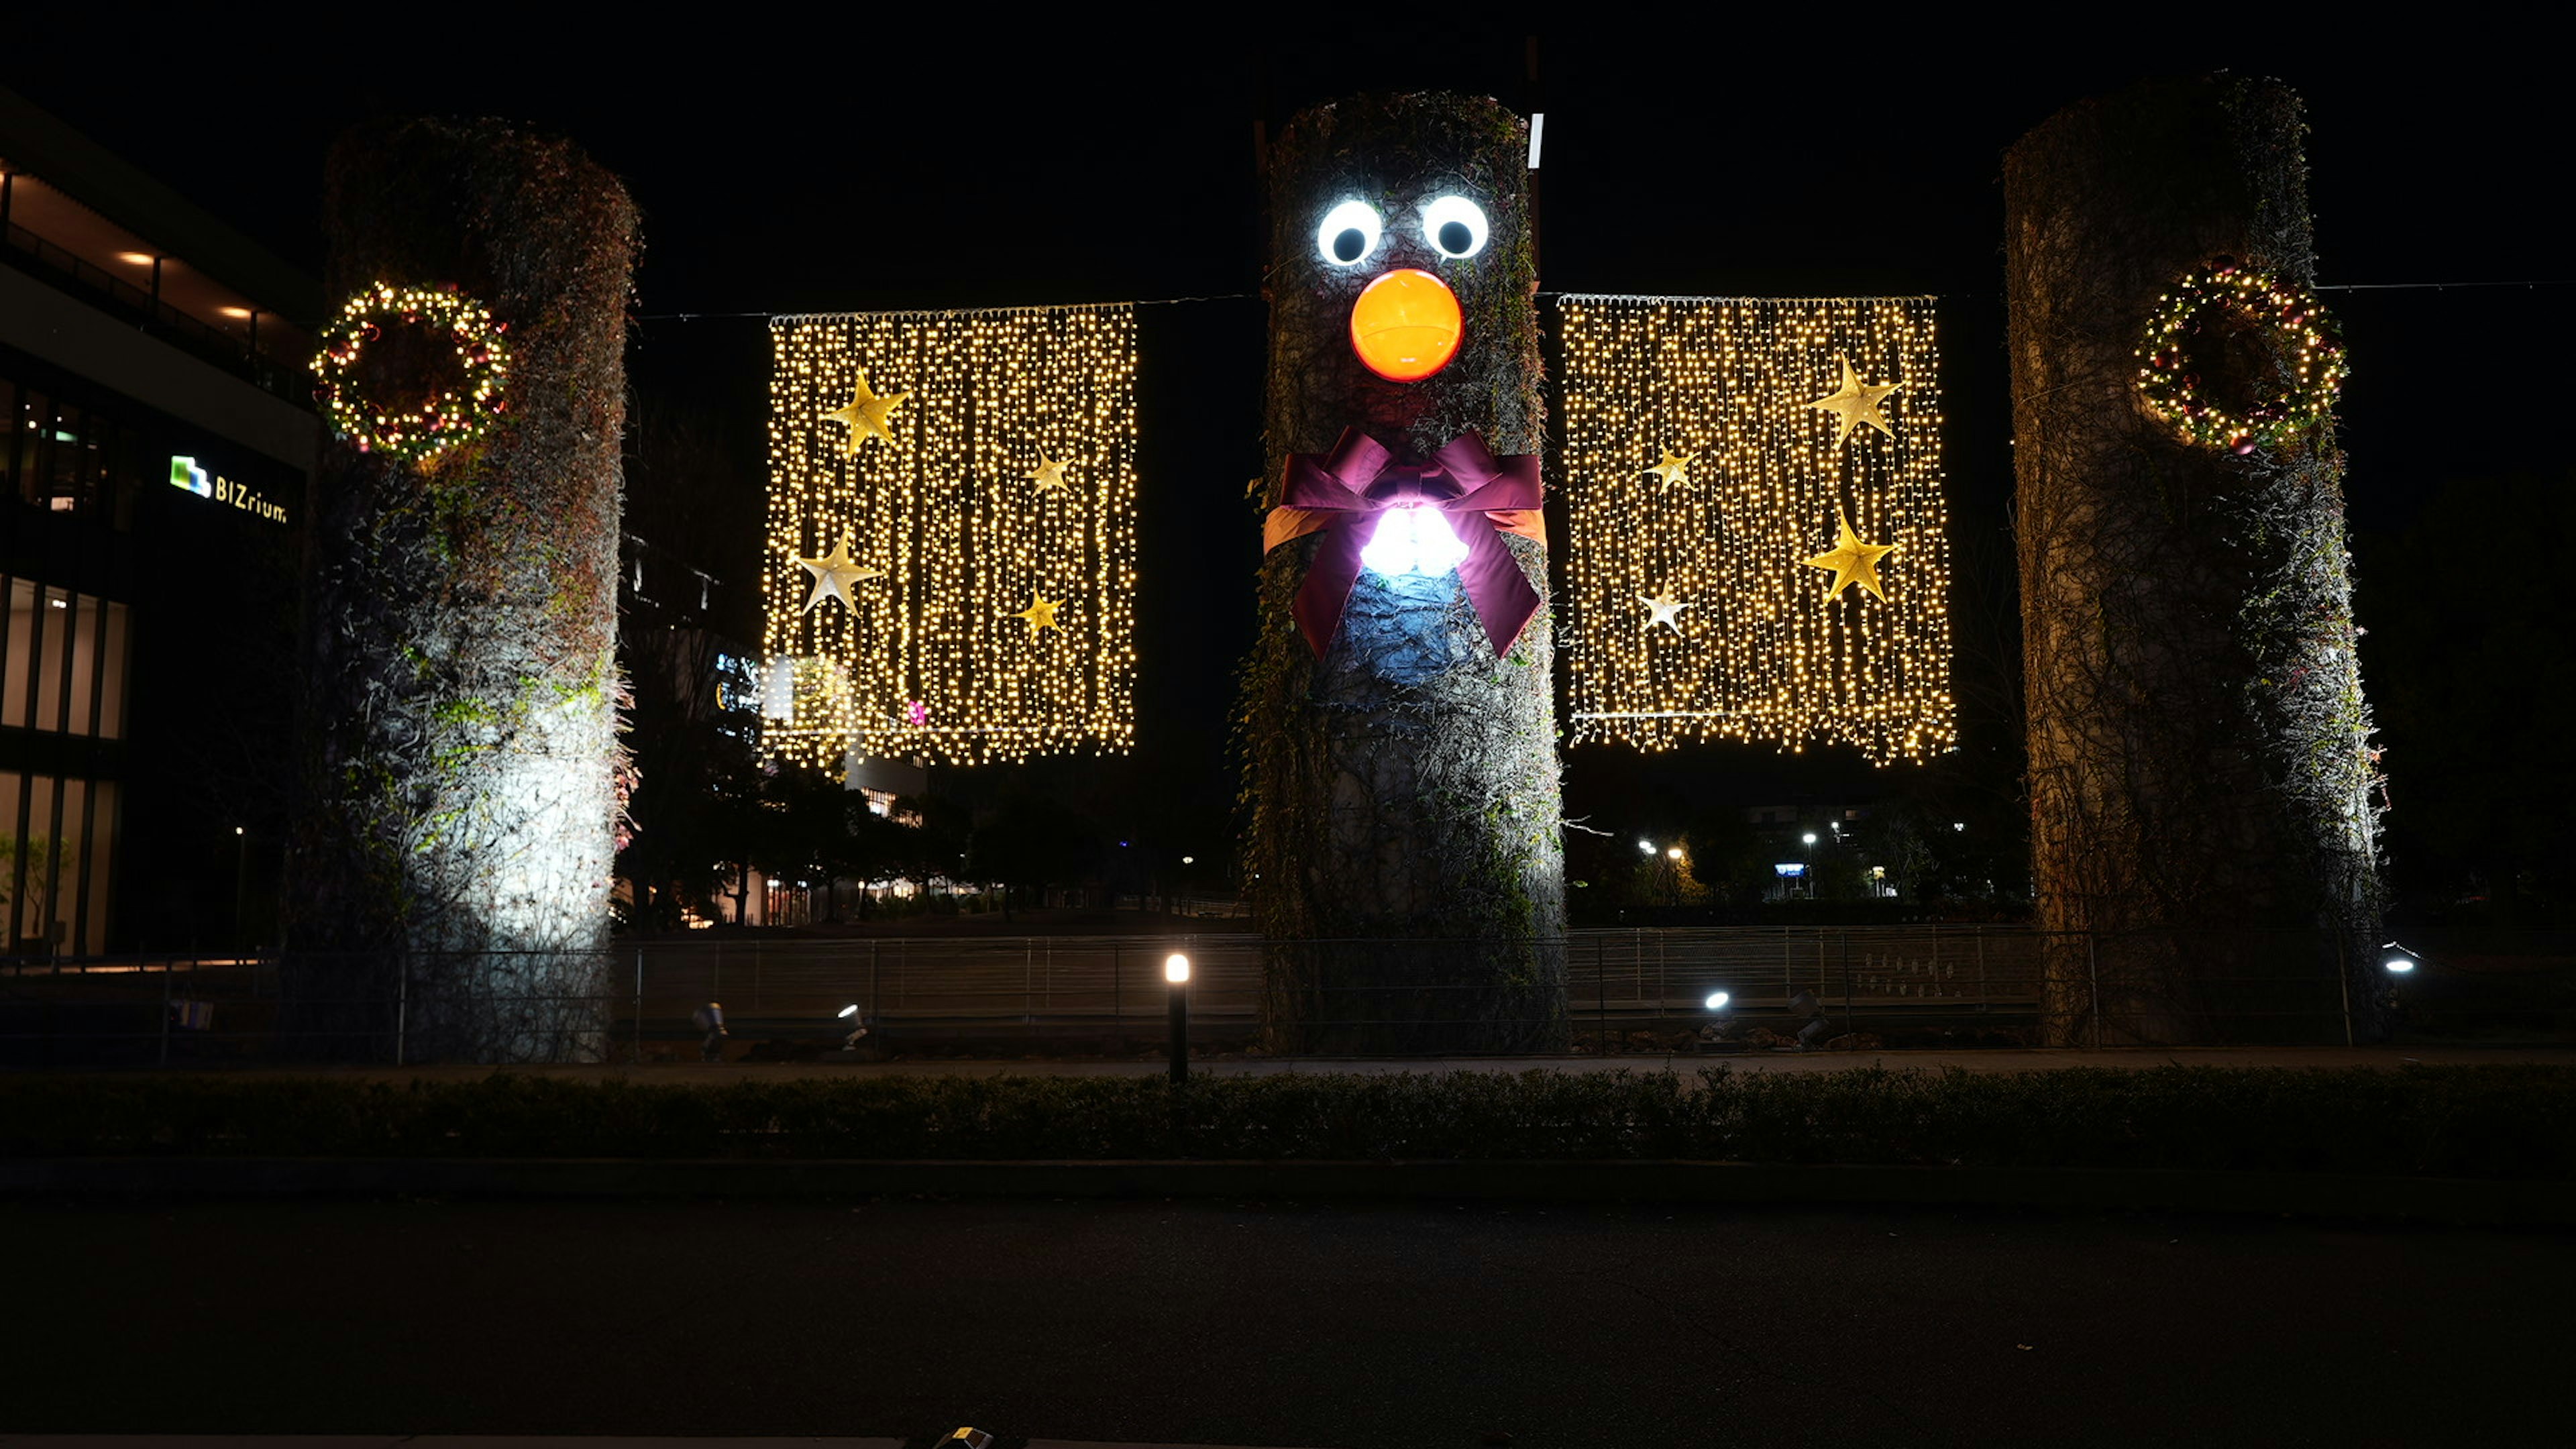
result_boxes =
[1557,295,1956,765]
[312,282,510,461]
[764,304,1139,768]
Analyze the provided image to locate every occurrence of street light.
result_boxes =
[1637,838,1654,853]
[2381,943,2420,975]
[1703,989,1731,1011]
[1164,953,1191,1083]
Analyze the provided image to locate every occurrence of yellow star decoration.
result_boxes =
[1805,355,1901,447]
[1646,448,1695,486]
[793,535,885,615]
[1012,594,1065,635]
[1804,510,1898,602]
[1639,592,1694,634]
[822,370,909,455]
[1027,456,1073,494]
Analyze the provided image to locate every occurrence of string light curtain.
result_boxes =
[1557,294,1955,765]
[765,304,1139,767]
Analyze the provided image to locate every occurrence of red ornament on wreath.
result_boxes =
[2133,262,2347,453]
[312,282,513,463]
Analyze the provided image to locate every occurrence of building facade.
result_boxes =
[1,86,316,955]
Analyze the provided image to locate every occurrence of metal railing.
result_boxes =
[2,223,310,406]
[3,926,2568,1065]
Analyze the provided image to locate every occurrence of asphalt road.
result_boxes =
[5,1196,2567,1447]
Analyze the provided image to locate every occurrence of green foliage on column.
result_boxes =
[2005,78,2383,1043]
[1241,93,1567,1052]
[289,118,639,1062]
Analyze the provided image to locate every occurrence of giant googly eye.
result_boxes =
[1419,196,1489,260]
[1316,200,1383,267]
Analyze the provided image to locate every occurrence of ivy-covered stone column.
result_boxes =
[2006,77,2383,1043]
[1244,93,1566,1052]
[288,119,638,1062]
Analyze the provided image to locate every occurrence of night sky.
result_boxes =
[9,22,2565,908]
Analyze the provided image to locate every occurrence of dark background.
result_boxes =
[7,21,2565,918]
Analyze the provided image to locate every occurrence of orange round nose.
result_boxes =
[1348,268,1462,382]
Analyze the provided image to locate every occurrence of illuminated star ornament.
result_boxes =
[822,370,909,455]
[1805,355,1901,447]
[1027,455,1073,494]
[1804,510,1898,602]
[794,535,885,614]
[1013,594,1065,635]
[1646,448,1695,486]
[1639,592,1694,634]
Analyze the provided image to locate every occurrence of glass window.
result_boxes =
[82,780,115,957]
[94,599,129,741]
[0,378,17,498]
[32,584,69,734]
[7,771,56,952]
[2,584,128,739]
[0,773,117,957]
[54,776,87,955]
[14,390,46,506]
[3,578,32,730]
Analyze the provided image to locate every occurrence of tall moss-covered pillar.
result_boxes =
[2005,78,2381,1043]
[288,119,638,1061]
[1244,93,1566,1052]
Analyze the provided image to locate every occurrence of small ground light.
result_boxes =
[1164,953,1191,1084]
[1704,990,1731,1010]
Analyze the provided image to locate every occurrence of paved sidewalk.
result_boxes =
[103,1042,2576,1083]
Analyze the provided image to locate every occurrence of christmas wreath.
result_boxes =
[313,282,511,461]
[2135,264,2347,451]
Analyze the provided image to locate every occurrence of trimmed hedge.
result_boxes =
[3,1067,2570,1181]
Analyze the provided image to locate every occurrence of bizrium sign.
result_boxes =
[170,455,288,525]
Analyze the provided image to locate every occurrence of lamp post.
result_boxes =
[233,826,250,953]
[1164,952,1191,1084]
[1802,833,1818,898]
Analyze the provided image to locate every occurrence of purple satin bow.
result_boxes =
[1277,428,1544,660]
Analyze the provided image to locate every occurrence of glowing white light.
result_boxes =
[1637,839,1654,853]
[1164,953,1191,984]
[1803,833,1817,845]
[838,1004,861,1018]
[1360,506,1468,576]
[761,657,796,719]
[1316,200,1383,266]
[1419,195,1489,258]
[2382,956,2414,974]
[1704,991,1731,1011]
[2381,943,2419,975]
[1666,847,1683,860]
